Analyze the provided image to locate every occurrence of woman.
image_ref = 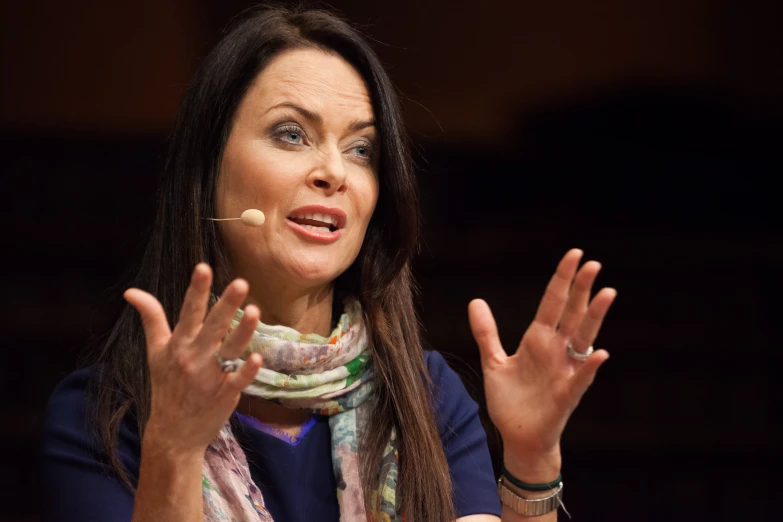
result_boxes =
[41,6,615,522]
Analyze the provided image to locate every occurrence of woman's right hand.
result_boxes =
[124,263,263,456]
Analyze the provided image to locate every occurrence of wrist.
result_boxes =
[142,421,206,465]
[135,422,206,522]
[503,448,562,485]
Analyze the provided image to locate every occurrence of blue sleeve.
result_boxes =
[40,368,140,522]
[425,351,502,518]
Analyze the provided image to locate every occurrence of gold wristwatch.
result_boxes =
[497,476,564,516]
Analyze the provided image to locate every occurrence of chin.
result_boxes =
[286,261,347,287]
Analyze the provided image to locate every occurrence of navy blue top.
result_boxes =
[40,351,501,521]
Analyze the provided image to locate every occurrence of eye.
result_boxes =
[351,142,374,160]
[274,125,305,145]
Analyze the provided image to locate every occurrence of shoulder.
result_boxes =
[423,350,481,438]
[41,365,141,481]
[423,351,502,517]
[42,367,99,449]
[424,350,479,406]
[424,349,473,387]
[41,367,140,521]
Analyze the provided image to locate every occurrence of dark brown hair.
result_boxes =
[90,5,455,521]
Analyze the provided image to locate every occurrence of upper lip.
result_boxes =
[287,205,347,229]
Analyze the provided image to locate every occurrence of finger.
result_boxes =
[219,304,260,359]
[124,288,172,356]
[226,353,263,391]
[558,261,601,338]
[195,278,250,353]
[570,288,617,352]
[570,348,610,401]
[534,249,583,329]
[468,299,507,369]
[171,263,212,342]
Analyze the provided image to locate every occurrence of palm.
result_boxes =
[469,249,616,457]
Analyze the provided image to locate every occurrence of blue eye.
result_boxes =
[275,125,305,145]
[353,143,373,160]
[283,131,302,143]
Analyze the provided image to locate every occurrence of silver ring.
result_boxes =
[215,351,241,373]
[566,343,594,362]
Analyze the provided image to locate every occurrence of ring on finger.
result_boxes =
[215,351,241,373]
[566,342,594,362]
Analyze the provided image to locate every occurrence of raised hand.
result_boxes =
[468,249,616,479]
[124,263,263,455]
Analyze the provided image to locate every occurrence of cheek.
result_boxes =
[220,144,308,216]
[356,175,379,228]
[347,160,378,207]
[342,174,378,263]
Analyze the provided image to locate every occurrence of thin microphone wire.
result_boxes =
[203,209,266,227]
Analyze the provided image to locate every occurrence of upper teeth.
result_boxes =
[292,213,337,226]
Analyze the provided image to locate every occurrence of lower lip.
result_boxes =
[286,219,342,243]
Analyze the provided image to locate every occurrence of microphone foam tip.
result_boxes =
[240,209,266,227]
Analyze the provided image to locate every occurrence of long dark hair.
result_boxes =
[91,5,455,521]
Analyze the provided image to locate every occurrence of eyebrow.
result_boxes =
[265,102,375,133]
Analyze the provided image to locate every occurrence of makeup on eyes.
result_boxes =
[270,119,376,163]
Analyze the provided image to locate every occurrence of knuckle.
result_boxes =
[174,351,194,371]
[185,298,200,316]
[587,308,603,321]
[182,364,199,379]
[168,335,189,351]
[150,334,171,350]
[542,288,565,306]
[573,279,591,292]
[226,376,245,392]
[557,321,575,336]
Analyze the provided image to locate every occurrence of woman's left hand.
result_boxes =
[468,248,616,480]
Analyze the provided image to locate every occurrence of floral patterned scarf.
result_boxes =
[201,299,400,521]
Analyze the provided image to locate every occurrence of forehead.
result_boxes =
[247,48,373,120]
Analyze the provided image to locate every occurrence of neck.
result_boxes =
[232,272,333,431]
[238,273,335,338]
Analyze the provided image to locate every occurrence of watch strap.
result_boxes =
[498,476,564,516]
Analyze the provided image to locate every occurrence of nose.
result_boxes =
[310,146,347,195]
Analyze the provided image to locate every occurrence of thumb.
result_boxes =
[468,299,507,369]
[124,288,172,356]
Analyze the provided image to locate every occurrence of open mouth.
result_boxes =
[287,213,340,233]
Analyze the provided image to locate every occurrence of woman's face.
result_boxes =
[216,48,379,291]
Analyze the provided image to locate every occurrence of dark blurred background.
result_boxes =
[2,0,781,520]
